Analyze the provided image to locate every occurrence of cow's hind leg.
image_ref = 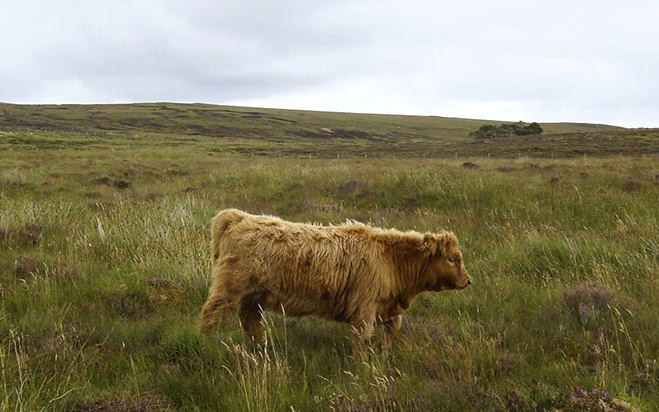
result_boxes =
[199,289,237,335]
[238,297,264,342]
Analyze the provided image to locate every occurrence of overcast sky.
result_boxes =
[2,0,658,127]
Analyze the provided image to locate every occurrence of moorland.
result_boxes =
[1,103,658,411]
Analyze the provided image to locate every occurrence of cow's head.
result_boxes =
[422,232,471,291]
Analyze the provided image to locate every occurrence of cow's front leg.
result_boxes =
[383,314,403,347]
[238,297,264,342]
[350,312,376,361]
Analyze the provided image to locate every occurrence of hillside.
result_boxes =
[1,102,657,158]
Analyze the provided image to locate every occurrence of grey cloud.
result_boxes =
[1,0,658,126]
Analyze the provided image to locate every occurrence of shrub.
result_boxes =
[18,224,42,246]
[471,121,543,139]
[14,256,39,279]
[563,282,615,328]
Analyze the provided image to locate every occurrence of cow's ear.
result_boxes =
[423,233,441,257]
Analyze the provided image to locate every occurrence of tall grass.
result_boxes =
[1,136,658,410]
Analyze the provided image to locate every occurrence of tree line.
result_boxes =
[470,121,543,139]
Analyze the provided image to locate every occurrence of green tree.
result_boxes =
[523,122,543,135]
[470,124,502,139]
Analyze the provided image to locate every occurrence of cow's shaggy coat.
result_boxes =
[199,209,471,351]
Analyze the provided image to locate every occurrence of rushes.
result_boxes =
[1,328,88,412]
[72,195,209,284]
[1,329,28,411]
[221,315,293,412]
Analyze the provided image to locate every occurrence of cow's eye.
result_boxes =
[448,257,455,264]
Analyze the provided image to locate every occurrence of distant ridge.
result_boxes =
[0,102,622,139]
[2,102,656,158]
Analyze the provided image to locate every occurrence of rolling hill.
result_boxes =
[1,102,657,158]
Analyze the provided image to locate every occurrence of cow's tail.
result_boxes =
[210,209,245,263]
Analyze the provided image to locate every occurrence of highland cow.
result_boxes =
[199,209,471,352]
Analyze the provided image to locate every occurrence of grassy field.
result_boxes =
[1,105,659,411]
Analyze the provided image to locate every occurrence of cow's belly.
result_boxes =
[261,290,357,323]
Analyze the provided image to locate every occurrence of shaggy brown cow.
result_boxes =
[199,209,471,351]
